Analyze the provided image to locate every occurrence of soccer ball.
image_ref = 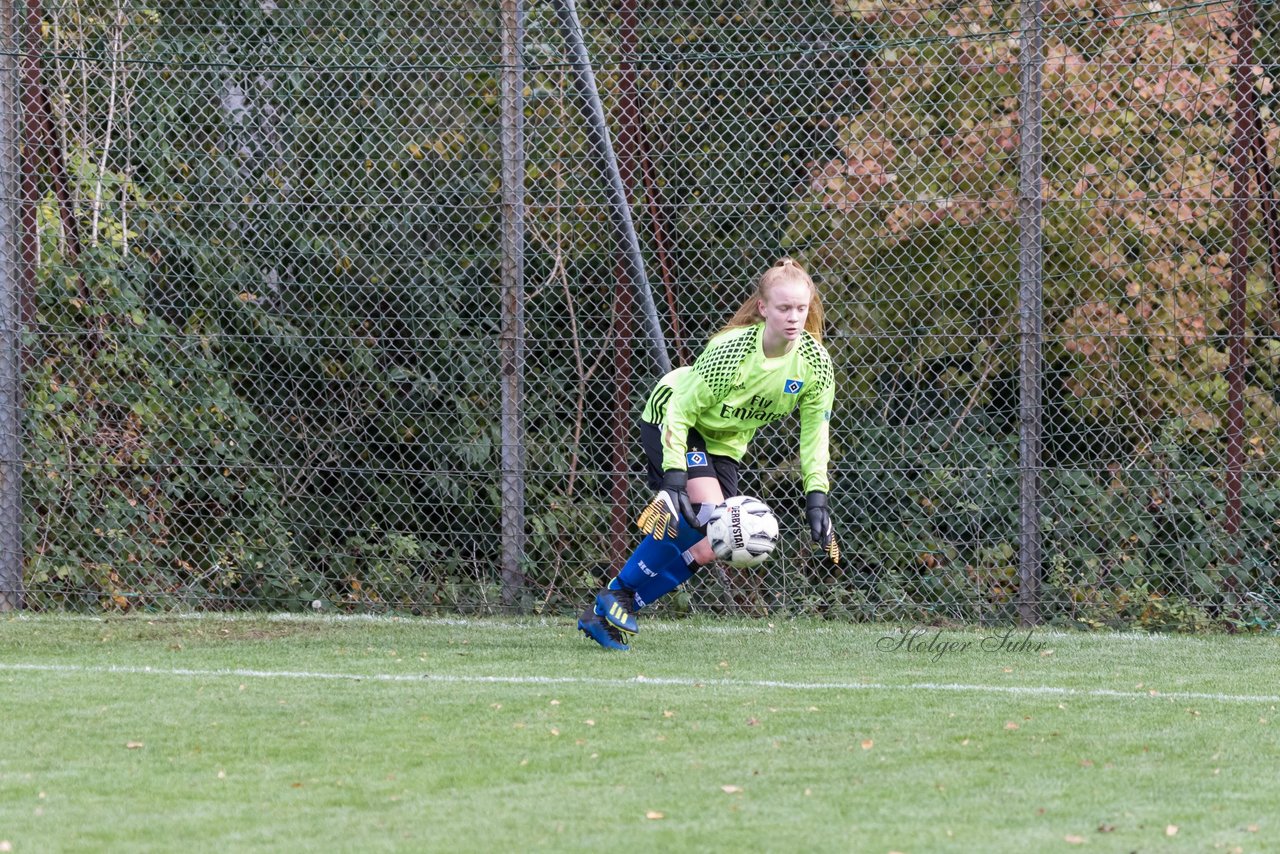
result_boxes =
[706,495,779,568]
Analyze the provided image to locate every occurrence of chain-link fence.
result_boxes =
[2,0,1277,628]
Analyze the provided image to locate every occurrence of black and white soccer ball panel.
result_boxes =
[707,495,779,569]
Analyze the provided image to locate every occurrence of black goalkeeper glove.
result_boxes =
[805,491,841,565]
[636,469,700,540]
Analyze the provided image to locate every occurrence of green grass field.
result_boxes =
[1,614,1277,853]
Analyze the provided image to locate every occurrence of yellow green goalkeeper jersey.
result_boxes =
[641,323,836,494]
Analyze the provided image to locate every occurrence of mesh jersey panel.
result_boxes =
[693,325,761,399]
[796,334,834,396]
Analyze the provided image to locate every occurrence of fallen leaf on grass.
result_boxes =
[645,811,664,820]
[861,739,874,750]
[721,785,743,794]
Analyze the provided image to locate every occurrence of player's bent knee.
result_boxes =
[690,538,716,566]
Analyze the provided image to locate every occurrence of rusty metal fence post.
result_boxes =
[0,0,21,611]
[1017,0,1046,626]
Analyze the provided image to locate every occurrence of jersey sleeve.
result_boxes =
[640,368,686,425]
[660,328,756,471]
[797,336,836,494]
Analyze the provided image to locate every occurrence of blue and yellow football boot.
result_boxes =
[594,583,640,636]
[577,604,630,651]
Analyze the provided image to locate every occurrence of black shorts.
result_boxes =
[639,420,740,498]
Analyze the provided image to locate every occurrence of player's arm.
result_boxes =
[638,347,733,539]
[659,329,750,474]
[659,369,716,472]
[798,348,839,564]
[797,384,833,495]
[636,371,715,538]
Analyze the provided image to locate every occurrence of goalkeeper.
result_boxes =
[579,257,839,651]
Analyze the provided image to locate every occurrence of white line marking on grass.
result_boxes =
[2,662,1276,705]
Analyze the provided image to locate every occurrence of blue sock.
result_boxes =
[674,515,707,552]
[632,552,695,609]
[608,517,709,608]
[611,534,681,594]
